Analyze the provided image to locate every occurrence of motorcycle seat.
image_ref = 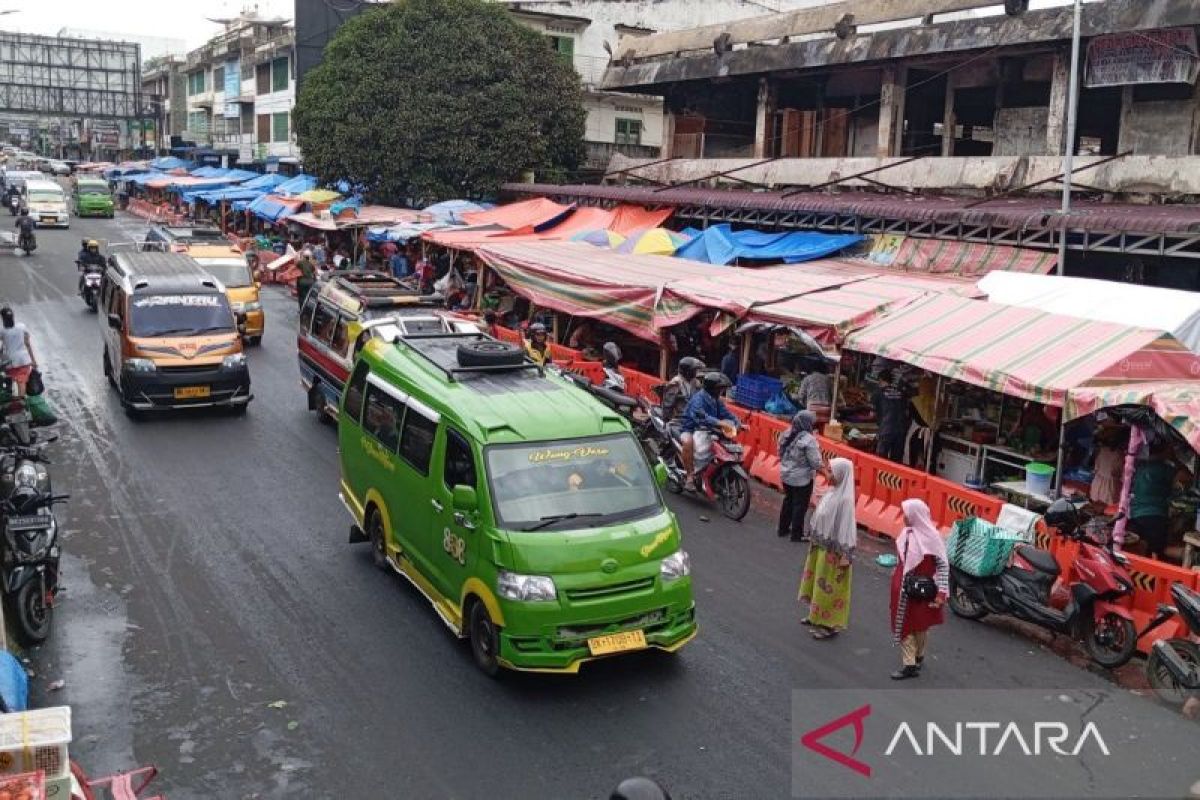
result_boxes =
[1016,544,1060,576]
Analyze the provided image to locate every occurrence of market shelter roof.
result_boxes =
[288,205,423,231]
[978,271,1200,354]
[459,197,574,230]
[1068,382,1200,452]
[843,294,1200,410]
[422,205,664,251]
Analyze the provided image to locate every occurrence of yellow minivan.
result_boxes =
[188,245,265,346]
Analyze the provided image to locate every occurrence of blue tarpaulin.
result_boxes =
[151,156,193,170]
[246,193,302,222]
[273,174,317,196]
[423,200,491,225]
[191,173,288,205]
[675,224,865,266]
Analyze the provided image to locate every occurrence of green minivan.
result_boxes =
[338,331,697,675]
[73,176,114,218]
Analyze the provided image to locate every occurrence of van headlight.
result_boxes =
[222,353,247,369]
[123,358,156,373]
[660,550,691,582]
[242,301,262,313]
[497,570,557,602]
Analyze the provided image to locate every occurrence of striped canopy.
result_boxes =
[844,293,1200,409]
[1068,382,1200,452]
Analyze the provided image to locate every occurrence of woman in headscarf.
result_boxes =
[777,410,827,542]
[798,457,856,640]
[890,498,950,679]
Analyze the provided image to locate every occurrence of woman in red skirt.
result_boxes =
[890,498,949,680]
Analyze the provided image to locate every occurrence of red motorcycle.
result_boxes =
[949,499,1138,668]
[659,418,751,521]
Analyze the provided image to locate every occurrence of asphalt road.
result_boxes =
[2,213,1196,799]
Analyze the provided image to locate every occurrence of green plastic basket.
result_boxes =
[946,517,1031,577]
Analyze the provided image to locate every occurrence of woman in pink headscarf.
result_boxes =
[889,498,949,680]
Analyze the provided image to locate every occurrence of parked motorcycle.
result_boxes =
[948,498,1139,668]
[0,442,64,644]
[1147,582,1200,706]
[77,262,101,312]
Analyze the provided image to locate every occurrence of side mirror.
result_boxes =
[653,461,668,488]
[452,484,478,513]
[107,313,121,330]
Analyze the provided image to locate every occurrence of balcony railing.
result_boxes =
[574,54,609,88]
[584,140,660,170]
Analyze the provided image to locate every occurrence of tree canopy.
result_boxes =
[294,0,586,204]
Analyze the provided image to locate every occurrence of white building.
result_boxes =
[501,0,830,171]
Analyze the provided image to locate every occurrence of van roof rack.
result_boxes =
[395,332,544,383]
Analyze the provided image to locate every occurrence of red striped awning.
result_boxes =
[844,294,1200,408]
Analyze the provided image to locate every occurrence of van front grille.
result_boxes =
[564,576,655,602]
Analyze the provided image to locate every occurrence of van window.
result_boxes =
[331,314,351,356]
[344,361,368,423]
[299,292,317,333]
[443,429,477,490]
[312,302,337,345]
[362,384,404,452]
[400,409,437,476]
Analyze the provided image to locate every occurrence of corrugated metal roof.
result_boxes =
[503,183,1200,236]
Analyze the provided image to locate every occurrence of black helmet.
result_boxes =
[1044,497,1079,535]
[678,356,704,381]
[529,322,547,337]
[703,371,730,394]
[603,341,622,364]
[610,777,671,800]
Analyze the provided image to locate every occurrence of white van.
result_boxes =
[24,179,69,228]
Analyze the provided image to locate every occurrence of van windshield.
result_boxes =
[130,294,235,337]
[485,434,661,531]
[27,190,62,203]
[195,258,253,288]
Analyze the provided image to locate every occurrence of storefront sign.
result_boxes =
[1085,27,1200,87]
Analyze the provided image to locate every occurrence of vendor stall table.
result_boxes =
[990,480,1057,510]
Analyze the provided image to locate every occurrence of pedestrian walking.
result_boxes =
[777,410,826,541]
[295,250,317,310]
[0,306,37,392]
[798,457,857,639]
[890,498,949,679]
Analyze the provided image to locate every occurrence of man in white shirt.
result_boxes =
[0,306,36,391]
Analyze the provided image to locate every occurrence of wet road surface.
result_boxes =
[2,213,1196,799]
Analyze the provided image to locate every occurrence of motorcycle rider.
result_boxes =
[525,322,551,367]
[661,356,705,424]
[77,239,105,293]
[680,372,739,491]
[601,341,625,391]
[13,207,34,251]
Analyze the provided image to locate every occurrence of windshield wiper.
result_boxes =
[521,512,603,532]
[148,327,201,337]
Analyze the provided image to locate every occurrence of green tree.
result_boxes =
[294,0,586,203]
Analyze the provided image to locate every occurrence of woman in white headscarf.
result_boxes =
[890,498,950,680]
[798,457,857,640]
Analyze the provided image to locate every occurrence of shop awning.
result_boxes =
[676,224,864,265]
[247,193,305,222]
[867,236,1057,276]
[295,188,342,204]
[979,271,1200,354]
[422,206,615,250]
[459,197,574,230]
[843,293,1200,409]
[1068,382,1200,451]
[475,241,721,341]
[288,205,422,231]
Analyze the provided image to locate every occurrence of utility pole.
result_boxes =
[1057,0,1083,277]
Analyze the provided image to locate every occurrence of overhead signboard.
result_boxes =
[1085,27,1200,87]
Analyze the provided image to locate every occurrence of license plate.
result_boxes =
[8,514,51,531]
[587,629,647,656]
[174,386,211,400]
[39,217,54,224]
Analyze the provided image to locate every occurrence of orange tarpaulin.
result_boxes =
[608,205,672,236]
[459,197,573,230]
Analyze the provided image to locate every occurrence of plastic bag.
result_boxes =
[764,391,798,417]
[25,368,43,396]
[25,393,57,426]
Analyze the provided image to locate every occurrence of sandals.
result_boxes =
[810,627,839,640]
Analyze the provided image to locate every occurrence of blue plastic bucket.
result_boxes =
[1025,462,1055,497]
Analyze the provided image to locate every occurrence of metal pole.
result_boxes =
[1056,0,1083,277]
[1054,417,1067,498]
[924,375,943,475]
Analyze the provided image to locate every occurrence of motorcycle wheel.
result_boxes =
[947,575,988,620]
[1083,612,1137,669]
[10,581,51,645]
[1146,639,1200,706]
[714,468,751,521]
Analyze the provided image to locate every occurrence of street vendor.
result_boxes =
[1128,440,1190,559]
[793,361,833,428]
[873,369,912,462]
[295,249,318,309]
[1011,401,1059,453]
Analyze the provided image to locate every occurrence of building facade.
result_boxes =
[141,55,186,153]
[178,12,297,166]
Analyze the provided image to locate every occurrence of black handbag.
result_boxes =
[25,368,43,397]
[902,537,939,601]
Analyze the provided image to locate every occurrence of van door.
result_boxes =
[394,397,441,584]
[337,360,370,507]
[427,427,481,602]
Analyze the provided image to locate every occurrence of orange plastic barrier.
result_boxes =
[853,452,928,538]
[1125,553,1198,650]
[924,475,1003,534]
[494,326,522,345]
[748,413,788,490]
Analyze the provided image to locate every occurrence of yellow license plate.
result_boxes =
[174,386,211,400]
[587,629,647,656]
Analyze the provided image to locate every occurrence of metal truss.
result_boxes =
[0,32,142,120]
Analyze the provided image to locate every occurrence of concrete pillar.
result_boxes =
[877,66,907,158]
[753,77,777,158]
[1117,85,1135,154]
[662,111,676,160]
[942,75,957,157]
[1046,49,1071,156]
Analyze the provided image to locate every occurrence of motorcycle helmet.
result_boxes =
[702,371,731,395]
[528,322,548,341]
[1043,497,1079,535]
[86,239,99,251]
[603,341,622,365]
[611,777,671,800]
[678,356,704,381]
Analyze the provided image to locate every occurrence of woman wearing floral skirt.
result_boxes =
[798,458,857,640]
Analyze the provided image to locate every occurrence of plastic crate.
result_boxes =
[947,517,1031,578]
[0,707,71,780]
[733,374,782,410]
